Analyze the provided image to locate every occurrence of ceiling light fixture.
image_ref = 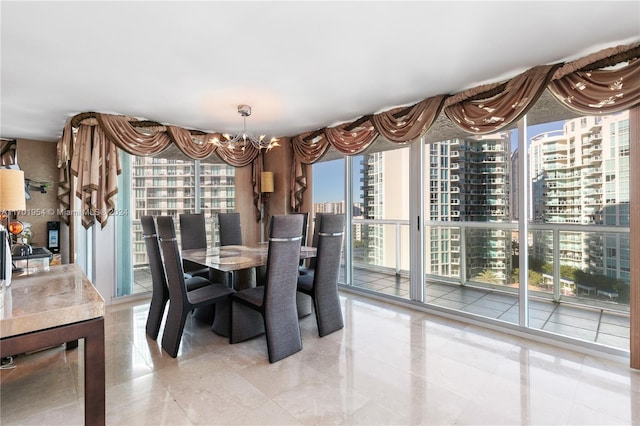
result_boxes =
[211,105,280,151]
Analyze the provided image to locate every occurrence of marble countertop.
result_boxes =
[0,264,104,338]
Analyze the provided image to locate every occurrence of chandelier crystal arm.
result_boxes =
[211,104,280,151]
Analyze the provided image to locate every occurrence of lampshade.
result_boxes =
[261,171,274,193]
[0,169,26,212]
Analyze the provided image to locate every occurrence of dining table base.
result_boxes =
[297,293,313,318]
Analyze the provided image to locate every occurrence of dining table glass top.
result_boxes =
[181,242,316,272]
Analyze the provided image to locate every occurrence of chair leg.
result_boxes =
[145,294,167,340]
[161,304,189,358]
[264,305,302,363]
[230,301,265,344]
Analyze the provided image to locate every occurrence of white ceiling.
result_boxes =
[1,1,639,143]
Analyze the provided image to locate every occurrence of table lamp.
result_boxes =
[0,169,27,285]
[260,171,274,241]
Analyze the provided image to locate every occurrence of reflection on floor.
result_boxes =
[1,292,638,425]
[349,267,631,351]
[137,265,630,351]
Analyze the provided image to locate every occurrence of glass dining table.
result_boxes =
[182,243,317,336]
[181,243,317,278]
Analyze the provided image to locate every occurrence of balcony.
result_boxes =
[341,264,629,350]
[345,219,630,352]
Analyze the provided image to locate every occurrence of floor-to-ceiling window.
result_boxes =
[311,108,631,355]
[417,112,631,350]
[311,155,346,280]
[313,141,413,299]
[115,155,235,297]
[524,113,631,349]
[352,144,411,298]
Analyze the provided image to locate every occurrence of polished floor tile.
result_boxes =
[135,265,632,351]
[1,292,638,425]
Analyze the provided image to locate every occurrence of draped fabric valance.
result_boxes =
[66,123,121,229]
[56,112,263,228]
[287,42,640,211]
[548,44,640,115]
[373,95,447,142]
[442,65,560,134]
[57,42,640,221]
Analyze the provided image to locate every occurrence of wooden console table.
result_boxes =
[0,264,105,426]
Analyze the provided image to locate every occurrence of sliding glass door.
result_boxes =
[310,108,631,354]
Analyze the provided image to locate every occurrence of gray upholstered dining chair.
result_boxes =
[299,212,324,277]
[218,212,243,246]
[229,214,304,363]
[296,214,345,337]
[218,211,260,289]
[156,216,235,358]
[291,211,313,317]
[141,215,212,340]
[291,212,309,259]
[179,213,210,279]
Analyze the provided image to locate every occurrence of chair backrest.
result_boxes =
[264,215,304,310]
[218,212,242,246]
[179,213,207,250]
[157,216,189,302]
[141,215,168,298]
[291,212,309,266]
[306,212,325,269]
[313,214,345,291]
[310,213,324,248]
[291,212,309,246]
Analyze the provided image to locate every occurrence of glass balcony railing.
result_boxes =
[350,218,630,315]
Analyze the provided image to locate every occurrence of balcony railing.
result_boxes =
[351,218,630,313]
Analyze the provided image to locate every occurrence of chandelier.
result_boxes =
[211,105,280,151]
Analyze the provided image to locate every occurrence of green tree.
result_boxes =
[475,270,501,285]
[529,270,543,287]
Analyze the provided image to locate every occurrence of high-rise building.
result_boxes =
[510,148,520,222]
[429,133,512,284]
[130,156,236,266]
[528,112,630,282]
[313,201,345,214]
[360,149,410,269]
[360,134,512,285]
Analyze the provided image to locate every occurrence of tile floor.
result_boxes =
[1,291,639,425]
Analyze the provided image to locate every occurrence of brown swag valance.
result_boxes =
[549,44,640,114]
[57,42,640,222]
[57,112,264,228]
[288,42,640,211]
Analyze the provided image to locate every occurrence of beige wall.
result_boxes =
[233,138,314,244]
[16,139,60,250]
[234,164,260,244]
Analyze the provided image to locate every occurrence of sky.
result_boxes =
[312,158,350,204]
[312,120,566,204]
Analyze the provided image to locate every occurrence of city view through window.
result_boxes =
[118,156,236,296]
[313,112,631,314]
